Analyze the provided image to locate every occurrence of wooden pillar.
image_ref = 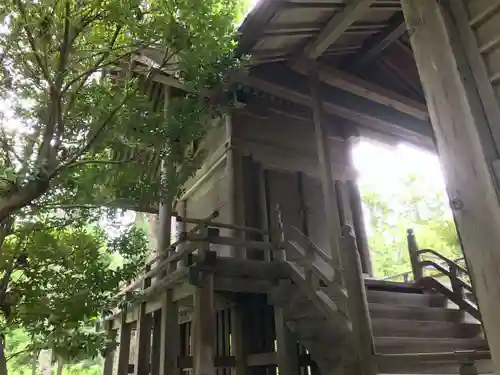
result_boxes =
[133,271,153,375]
[150,310,162,375]
[225,114,245,258]
[402,0,500,372]
[274,291,299,375]
[117,311,132,375]
[344,135,373,276]
[309,72,341,266]
[192,272,216,375]
[159,290,180,375]
[230,304,248,375]
[133,307,152,375]
[102,323,117,375]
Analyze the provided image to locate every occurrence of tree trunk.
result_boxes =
[0,336,9,375]
[56,358,63,375]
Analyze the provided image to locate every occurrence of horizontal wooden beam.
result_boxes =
[292,59,428,120]
[238,70,433,147]
[303,0,373,59]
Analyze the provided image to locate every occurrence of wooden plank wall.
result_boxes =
[182,119,232,257]
[232,110,353,259]
[465,0,500,96]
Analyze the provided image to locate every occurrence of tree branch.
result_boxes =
[62,24,123,94]
[14,0,53,85]
[51,91,133,177]
[63,157,135,170]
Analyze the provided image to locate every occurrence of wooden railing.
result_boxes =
[108,210,273,318]
[275,205,376,375]
[383,229,479,321]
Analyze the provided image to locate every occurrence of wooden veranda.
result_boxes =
[103,1,500,375]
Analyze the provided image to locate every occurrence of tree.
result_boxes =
[361,173,462,279]
[0,0,245,243]
[0,211,149,375]
[0,1,244,373]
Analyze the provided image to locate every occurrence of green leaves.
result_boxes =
[361,173,462,278]
[1,215,148,364]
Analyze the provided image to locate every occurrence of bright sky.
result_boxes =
[353,140,446,198]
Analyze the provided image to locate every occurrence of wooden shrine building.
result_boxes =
[103,1,500,375]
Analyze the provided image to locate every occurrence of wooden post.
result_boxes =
[133,270,152,375]
[340,225,376,375]
[159,289,180,375]
[402,0,500,371]
[450,264,466,321]
[309,72,342,268]
[225,114,245,259]
[177,200,187,270]
[117,309,132,375]
[102,323,117,375]
[230,304,248,375]
[274,281,299,375]
[344,134,373,276]
[407,229,422,282]
[159,85,173,265]
[192,271,216,375]
[273,205,286,262]
[150,310,162,375]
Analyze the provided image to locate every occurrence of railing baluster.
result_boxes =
[273,205,286,262]
[450,263,466,321]
[407,229,423,282]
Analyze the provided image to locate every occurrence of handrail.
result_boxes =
[419,260,473,293]
[404,229,478,322]
[418,249,467,274]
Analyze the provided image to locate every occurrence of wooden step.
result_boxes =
[377,356,493,374]
[364,278,424,293]
[367,289,446,307]
[372,319,482,339]
[369,303,463,322]
[375,337,489,354]
[376,352,492,374]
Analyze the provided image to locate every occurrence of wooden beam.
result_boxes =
[159,290,180,375]
[303,0,373,59]
[292,58,428,121]
[347,12,407,71]
[238,72,434,152]
[192,272,216,375]
[401,0,500,373]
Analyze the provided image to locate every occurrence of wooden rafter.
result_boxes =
[303,0,374,59]
[344,12,407,71]
[237,0,287,55]
[291,58,428,120]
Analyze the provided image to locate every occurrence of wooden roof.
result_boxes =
[237,0,432,148]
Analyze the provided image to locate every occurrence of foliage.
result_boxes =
[0,212,148,371]
[361,173,462,279]
[0,0,244,373]
[0,0,244,230]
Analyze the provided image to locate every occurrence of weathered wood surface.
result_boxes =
[402,0,500,372]
[159,289,180,375]
[310,72,342,267]
[192,272,216,375]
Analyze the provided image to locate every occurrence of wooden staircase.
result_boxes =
[269,222,492,375]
